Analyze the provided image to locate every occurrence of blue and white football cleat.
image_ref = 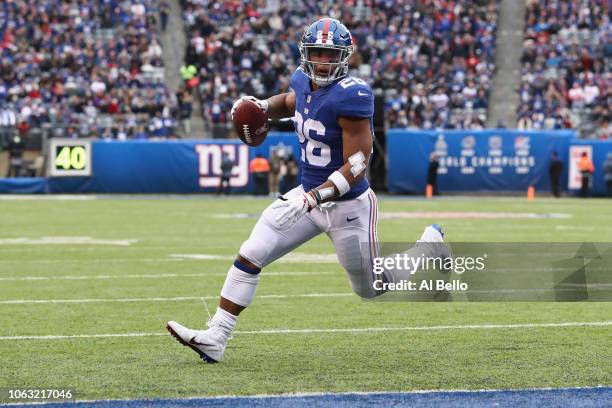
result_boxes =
[417,224,452,265]
[166,321,226,363]
[418,224,445,243]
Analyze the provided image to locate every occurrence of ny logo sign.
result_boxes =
[196,144,249,188]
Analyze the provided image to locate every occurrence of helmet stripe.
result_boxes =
[321,18,332,42]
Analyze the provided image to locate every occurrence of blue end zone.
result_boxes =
[6,387,611,408]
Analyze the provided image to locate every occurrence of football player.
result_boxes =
[167,18,446,362]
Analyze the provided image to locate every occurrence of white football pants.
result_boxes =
[239,185,381,298]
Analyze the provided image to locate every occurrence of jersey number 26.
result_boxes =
[294,111,330,167]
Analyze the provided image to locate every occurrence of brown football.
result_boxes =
[232,99,269,146]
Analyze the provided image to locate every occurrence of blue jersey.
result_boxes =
[290,68,373,200]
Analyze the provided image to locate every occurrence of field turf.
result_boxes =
[0,195,610,402]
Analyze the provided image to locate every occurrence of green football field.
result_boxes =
[0,195,611,401]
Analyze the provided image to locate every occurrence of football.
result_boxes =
[232,99,269,146]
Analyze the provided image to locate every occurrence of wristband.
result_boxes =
[328,171,350,196]
[304,191,318,211]
[317,187,336,201]
[309,189,322,205]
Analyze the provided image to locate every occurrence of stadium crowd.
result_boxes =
[0,0,176,146]
[181,0,500,130]
[518,0,610,138]
[0,0,608,142]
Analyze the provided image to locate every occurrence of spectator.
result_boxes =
[159,1,170,32]
[583,79,600,107]
[427,152,440,196]
[279,154,298,194]
[133,126,148,140]
[268,148,283,197]
[148,111,175,138]
[578,152,594,198]
[180,64,198,88]
[568,82,585,109]
[178,89,194,134]
[217,152,234,195]
[7,135,25,177]
[549,151,563,198]
[473,89,489,110]
[517,113,533,130]
[0,105,17,148]
[249,154,270,196]
[597,119,610,140]
[16,121,29,138]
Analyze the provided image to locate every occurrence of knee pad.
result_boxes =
[334,234,379,299]
[239,206,282,268]
[239,227,279,269]
[240,186,313,268]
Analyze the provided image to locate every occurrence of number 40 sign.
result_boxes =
[47,138,92,177]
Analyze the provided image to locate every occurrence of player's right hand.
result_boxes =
[231,96,268,120]
[271,192,318,230]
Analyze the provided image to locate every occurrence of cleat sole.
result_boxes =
[166,324,218,363]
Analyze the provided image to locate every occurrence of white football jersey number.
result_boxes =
[294,111,331,167]
[339,77,367,88]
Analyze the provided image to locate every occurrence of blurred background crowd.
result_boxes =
[517,0,610,138]
[0,0,609,143]
[0,0,176,146]
[181,0,499,130]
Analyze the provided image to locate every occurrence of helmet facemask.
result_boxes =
[299,43,353,87]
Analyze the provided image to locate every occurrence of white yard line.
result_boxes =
[0,259,183,264]
[0,237,137,246]
[0,321,610,341]
[170,253,338,263]
[0,271,335,282]
[0,293,353,305]
[0,253,338,264]
[236,321,612,334]
[0,194,97,200]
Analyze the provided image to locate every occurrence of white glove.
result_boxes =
[230,96,269,120]
[272,192,318,230]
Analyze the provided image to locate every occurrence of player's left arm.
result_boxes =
[272,116,372,229]
[309,117,372,203]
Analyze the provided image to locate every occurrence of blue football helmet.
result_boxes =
[299,18,354,87]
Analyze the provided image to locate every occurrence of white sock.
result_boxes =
[209,307,237,340]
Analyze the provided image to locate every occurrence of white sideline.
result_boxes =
[0,271,334,281]
[0,293,353,304]
[0,252,339,264]
[0,237,137,246]
[0,321,610,341]
[170,253,339,263]
[0,258,184,264]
